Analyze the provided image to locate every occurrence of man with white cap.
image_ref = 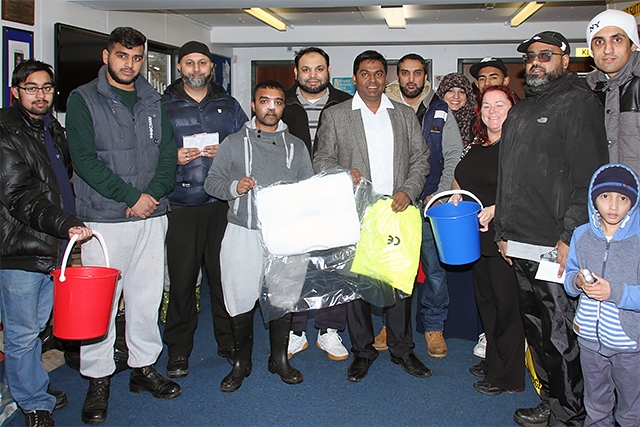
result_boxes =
[586,9,640,177]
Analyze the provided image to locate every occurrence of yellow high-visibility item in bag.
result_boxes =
[351,198,422,294]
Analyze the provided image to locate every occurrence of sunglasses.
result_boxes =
[522,52,564,63]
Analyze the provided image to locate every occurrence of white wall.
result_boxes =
[231,37,591,115]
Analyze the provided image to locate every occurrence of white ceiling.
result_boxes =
[71,1,609,29]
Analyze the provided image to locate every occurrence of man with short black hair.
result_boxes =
[315,50,431,382]
[281,46,352,361]
[66,27,180,425]
[470,57,511,94]
[1,59,93,427]
[384,53,463,359]
[162,40,248,378]
[586,9,640,177]
[495,30,609,427]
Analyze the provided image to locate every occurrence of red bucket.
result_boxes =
[51,231,120,340]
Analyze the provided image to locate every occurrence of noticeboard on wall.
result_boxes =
[211,53,231,94]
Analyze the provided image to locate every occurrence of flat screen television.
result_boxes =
[54,23,108,112]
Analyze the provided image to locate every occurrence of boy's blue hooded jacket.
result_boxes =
[564,163,640,355]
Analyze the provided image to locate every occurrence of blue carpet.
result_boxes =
[14,290,539,426]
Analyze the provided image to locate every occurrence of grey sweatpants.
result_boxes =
[80,216,167,378]
[580,345,640,427]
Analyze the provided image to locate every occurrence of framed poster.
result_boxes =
[3,26,33,107]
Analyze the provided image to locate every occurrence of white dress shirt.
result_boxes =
[352,92,395,196]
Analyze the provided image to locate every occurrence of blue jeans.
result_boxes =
[415,218,449,333]
[0,270,56,413]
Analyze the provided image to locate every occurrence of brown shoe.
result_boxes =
[425,331,448,358]
[373,326,388,351]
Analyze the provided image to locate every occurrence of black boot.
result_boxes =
[81,377,110,425]
[268,314,303,385]
[220,310,254,392]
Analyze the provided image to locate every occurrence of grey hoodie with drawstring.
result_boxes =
[204,117,314,230]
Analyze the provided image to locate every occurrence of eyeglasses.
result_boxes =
[522,52,564,63]
[17,85,55,95]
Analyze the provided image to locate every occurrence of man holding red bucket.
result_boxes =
[66,27,180,425]
[0,60,93,427]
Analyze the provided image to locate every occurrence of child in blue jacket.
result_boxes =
[565,163,640,426]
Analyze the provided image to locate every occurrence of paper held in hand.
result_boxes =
[183,132,219,151]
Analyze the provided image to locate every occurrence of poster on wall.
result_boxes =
[3,26,34,107]
[2,0,35,26]
[332,77,355,95]
[211,53,231,94]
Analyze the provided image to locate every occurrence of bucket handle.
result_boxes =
[58,230,110,282]
[424,189,484,218]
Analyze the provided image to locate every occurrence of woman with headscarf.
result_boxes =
[436,73,476,147]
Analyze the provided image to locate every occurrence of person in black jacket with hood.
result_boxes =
[495,31,609,427]
[0,60,92,427]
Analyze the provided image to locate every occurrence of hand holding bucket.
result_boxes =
[51,230,120,340]
[424,190,484,265]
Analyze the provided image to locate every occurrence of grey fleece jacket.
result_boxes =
[204,118,314,230]
[587,51,640,177]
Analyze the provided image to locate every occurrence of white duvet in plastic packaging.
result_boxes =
[256,171,361,256]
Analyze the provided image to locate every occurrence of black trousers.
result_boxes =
[472,255,525,390]
[513,258,584,426]
[346,295,414,360]
[163,202,233,358]
[290,305,347,333]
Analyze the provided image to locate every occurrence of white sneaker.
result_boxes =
[473,333,486,358]
[287,331,308,359]
[317,328,349,361]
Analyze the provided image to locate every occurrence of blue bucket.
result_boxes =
[425,190,482,265]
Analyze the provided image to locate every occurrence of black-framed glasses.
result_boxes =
[17,85,55,95]
[522,52,564,63]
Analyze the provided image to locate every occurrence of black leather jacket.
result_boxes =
[0,103,84,273]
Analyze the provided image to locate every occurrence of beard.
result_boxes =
[107,63,138,86]
[399,82,424,99]
[525,64,564,87]
[297,75,329,94]
[183,72,212,89]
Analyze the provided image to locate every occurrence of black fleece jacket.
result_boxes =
[495,72,609,247]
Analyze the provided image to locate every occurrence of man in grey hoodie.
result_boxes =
[586,9,640,177]
[204,80,313,393]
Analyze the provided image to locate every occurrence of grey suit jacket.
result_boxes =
[314,97,429,203]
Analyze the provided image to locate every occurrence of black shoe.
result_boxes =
[25,410,54,427]
[47,388,68,411]
[220,361,252,393]
[474,379,524,396]
[166,356,189,378]
[469,363,487,378]
[81,377,110,425]
[267,359,303,384]
[268,315,303,385]
[347,357,373,382]
[130,365,181,399]
[390,353,432,378]
[217,348,235,366]
[513,402,551,427]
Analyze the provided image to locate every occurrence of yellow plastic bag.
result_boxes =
[351,198,422,294]
[525,343,542,395]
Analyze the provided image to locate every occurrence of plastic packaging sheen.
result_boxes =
[258,174,406,322]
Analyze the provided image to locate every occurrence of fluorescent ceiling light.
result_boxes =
[510,2,544,27]
[244,8,287,32]
[382,6,406,29]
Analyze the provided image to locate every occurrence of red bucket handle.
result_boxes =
[423,189,484,218]
[58,230,110,282]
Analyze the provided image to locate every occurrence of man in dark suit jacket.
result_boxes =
[314,50,431,382]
